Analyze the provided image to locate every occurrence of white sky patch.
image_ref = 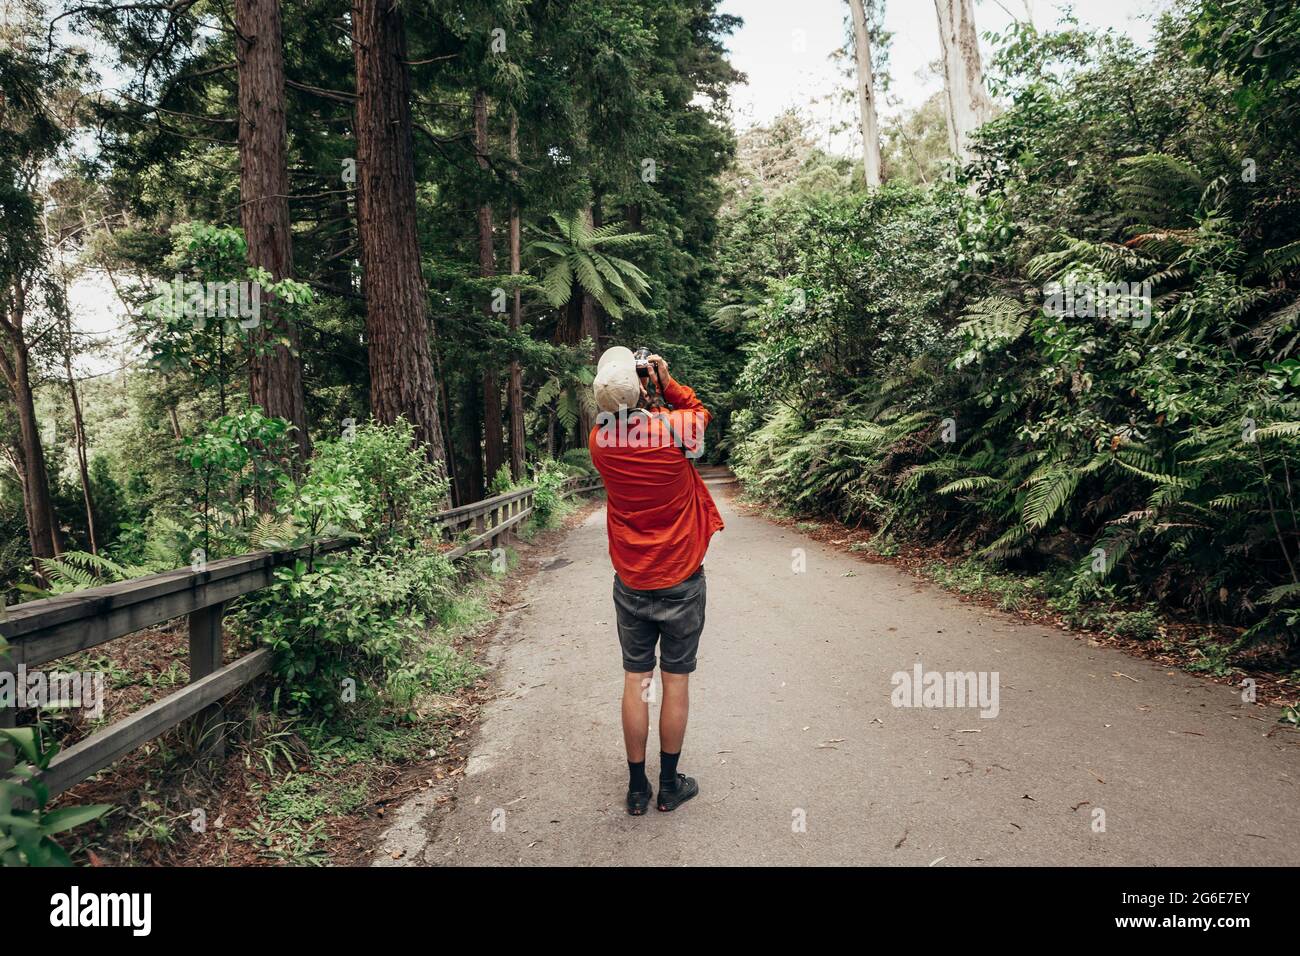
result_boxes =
[719,0,1171,153]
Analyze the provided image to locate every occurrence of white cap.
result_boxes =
[593,346,641,414]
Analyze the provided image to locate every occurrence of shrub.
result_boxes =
[249,421,456,714]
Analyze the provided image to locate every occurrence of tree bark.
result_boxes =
[455,376,484,504]
[351,0,449,474]
[0,334,60,567]
[507,111,525,482]
[235,0,311,465]
[933,0,994,165]
[589,198,606,363]
[623,202,642,231]
[848,0,883,188]
[60,308,97,555]
[474,90,505,487]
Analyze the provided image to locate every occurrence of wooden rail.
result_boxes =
[0,474,604,795]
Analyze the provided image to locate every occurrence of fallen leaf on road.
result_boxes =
[1113,672,1141,682]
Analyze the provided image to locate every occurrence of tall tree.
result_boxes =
[848,0,883,187]
[351,0,448,471]
[235,0,312,465]
[507,110,525,482]
[0,2,70,569]
[57,289,97,556]
[474,89,505,490]
[933,0,994,164]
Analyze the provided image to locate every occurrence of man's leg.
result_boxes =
[654,570,705,811]
[621,670,653,764]
[621,672,654,813]
[659,671,689,755]
[614,575,659,814]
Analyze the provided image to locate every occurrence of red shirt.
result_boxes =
[589,375,724,590]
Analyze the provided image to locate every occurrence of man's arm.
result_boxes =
[648,355,710,456]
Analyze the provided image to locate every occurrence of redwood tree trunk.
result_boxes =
[456,377,484,504]
[235,0,311,464]
[588,199,605,363]
[474,90,505,486]
[2,341,60,565]
[507,112,525,482]
[61,314,97,554]
[351,0,449,472]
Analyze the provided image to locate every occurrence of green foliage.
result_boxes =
[728,7,1300,655]
[247,421,455,715]
[143,223,315,408]
[304,420,448,550]
[181,407,295,556]
[0,723,109,867]
[528,459,576,528]
[527,212,652,320]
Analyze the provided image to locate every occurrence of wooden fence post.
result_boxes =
[188,602,225,761]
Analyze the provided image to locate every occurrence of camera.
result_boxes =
[632,347,664,407]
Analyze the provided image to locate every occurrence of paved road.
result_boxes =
[376,475,1300,866]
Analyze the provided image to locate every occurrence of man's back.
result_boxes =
[589,375,724,590]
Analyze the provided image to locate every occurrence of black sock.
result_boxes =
[628,760,649,793]
[660,750,681,786]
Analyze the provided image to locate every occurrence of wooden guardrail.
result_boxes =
[0,473,604,796]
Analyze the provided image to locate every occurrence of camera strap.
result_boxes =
[630,408,688,459]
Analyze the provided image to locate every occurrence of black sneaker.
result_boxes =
[656,773,699,812]
[627,785,652,816]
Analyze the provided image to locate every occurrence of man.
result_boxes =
[588,346,724,815]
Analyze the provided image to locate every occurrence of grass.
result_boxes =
[923,559,1044,613]
[517,497,577,541]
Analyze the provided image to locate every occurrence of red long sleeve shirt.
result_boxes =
[588,375,725,590]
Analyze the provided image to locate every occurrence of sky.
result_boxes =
[717,0,1173,154]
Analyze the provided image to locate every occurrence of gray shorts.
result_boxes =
[612,567,706,674]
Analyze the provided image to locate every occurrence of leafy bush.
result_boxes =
[0,723,109,866]
[529,459,575,528]
[248,421,455,714]
[727,9,1300,654]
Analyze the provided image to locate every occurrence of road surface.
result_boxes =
[375,474,1300,866]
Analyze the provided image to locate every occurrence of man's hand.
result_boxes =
[647,354,668,393]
